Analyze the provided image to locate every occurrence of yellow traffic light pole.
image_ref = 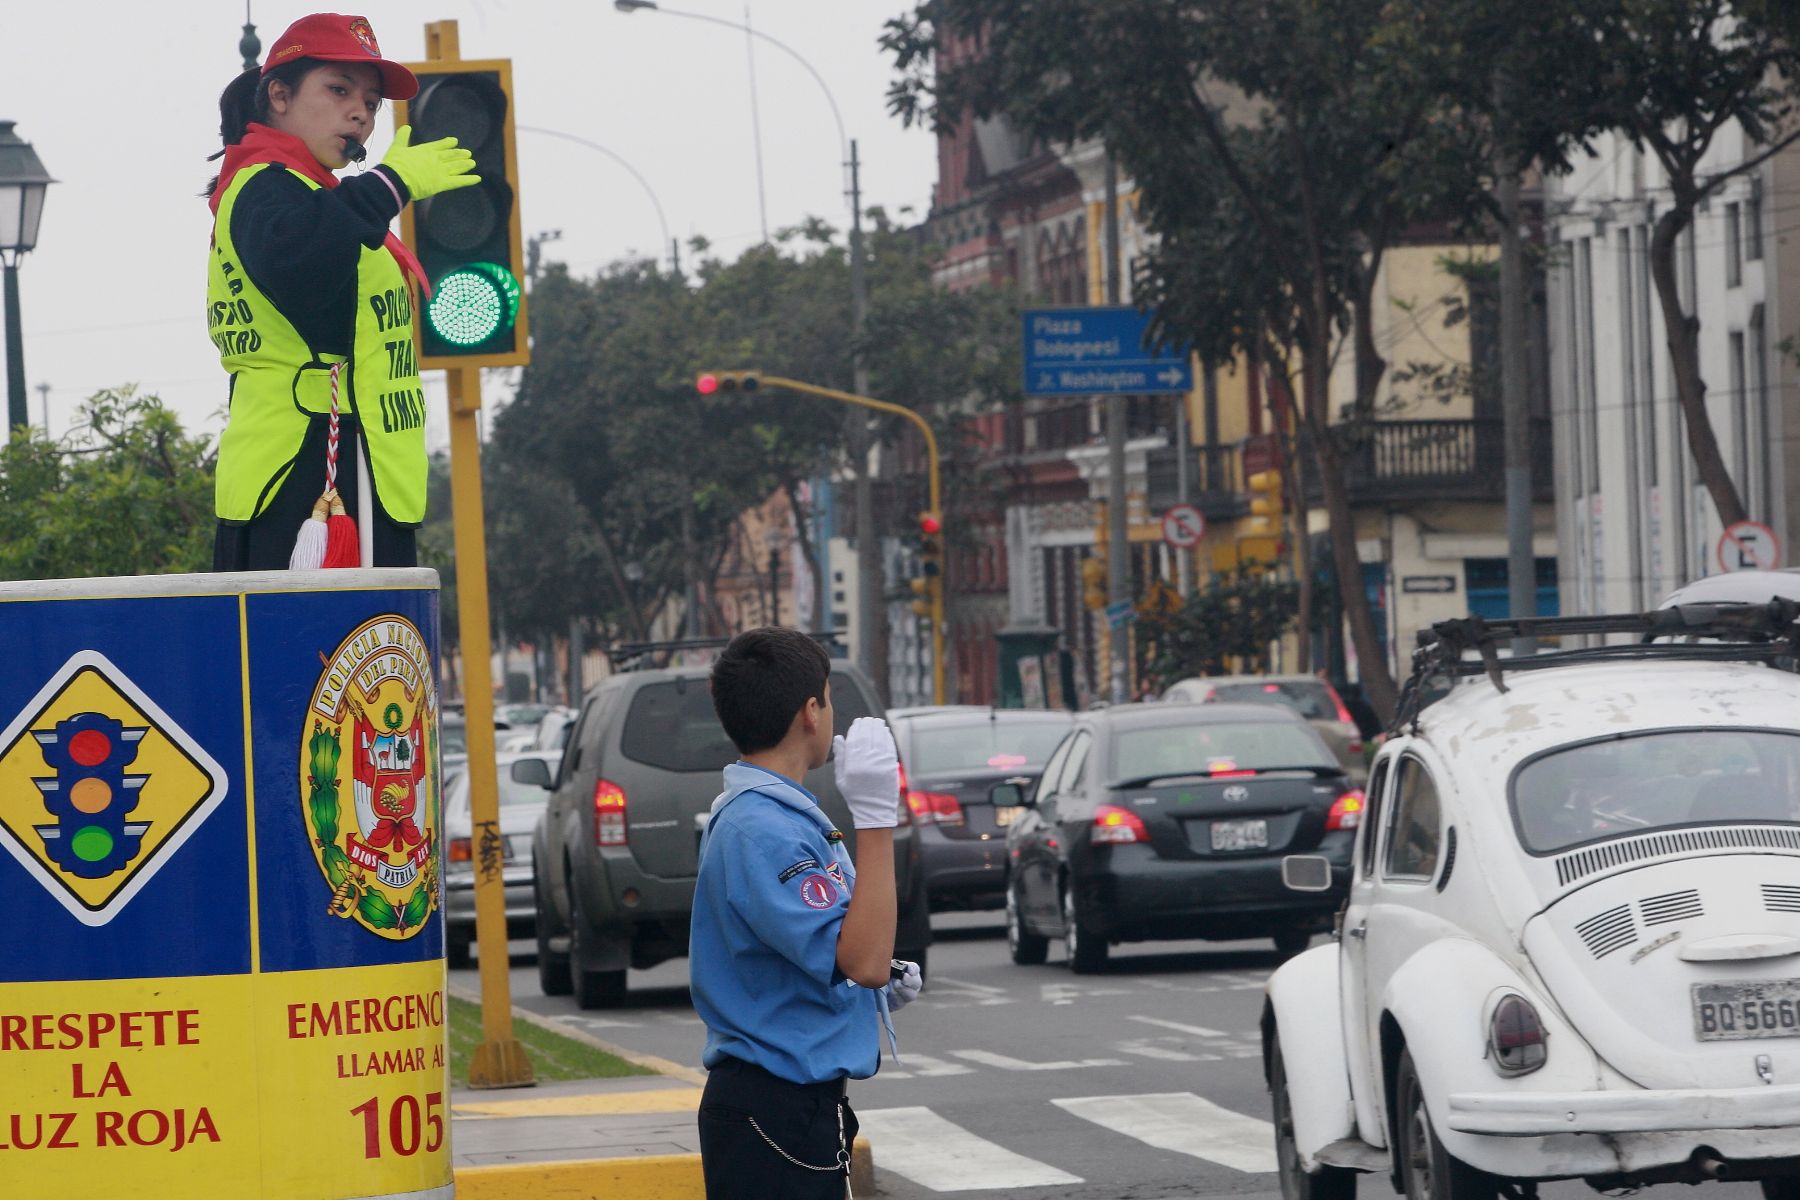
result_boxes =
[723,374,945,704]
[416,19,532,1091]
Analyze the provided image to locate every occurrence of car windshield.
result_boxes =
[1512,729,1800,853]
[909,718,1071,774]
[1208,680,1335,721]
[449,764,553,810]
[441,722,467,756]
[619,671,873,773]
[1113,721,1335,781]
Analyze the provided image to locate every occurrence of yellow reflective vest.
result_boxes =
[207,163,427,524]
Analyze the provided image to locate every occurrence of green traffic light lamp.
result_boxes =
[426,262,522,350]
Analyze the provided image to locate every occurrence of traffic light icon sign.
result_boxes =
[33,713,148,879]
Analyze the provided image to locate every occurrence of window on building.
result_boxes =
[1730,331,1748,501]
[1752,305,1769,521]
[1747,180,1765,261]
[1464,558,1561,620]
[1726,203,1743,288]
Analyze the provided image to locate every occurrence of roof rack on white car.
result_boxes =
[1393,600,1800,734]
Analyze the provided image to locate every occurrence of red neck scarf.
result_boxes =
[211,123,431,297]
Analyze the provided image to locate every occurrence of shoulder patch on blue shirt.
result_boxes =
[825,829,845,843]
[778,858,819,884]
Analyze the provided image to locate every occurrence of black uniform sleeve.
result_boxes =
[229,165,411,350]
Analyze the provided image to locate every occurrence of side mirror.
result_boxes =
[990,780,1032,808]
[1281,854,1333,893]
[510,757,555,790]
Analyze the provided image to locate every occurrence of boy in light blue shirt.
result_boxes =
[691,627,920,1198]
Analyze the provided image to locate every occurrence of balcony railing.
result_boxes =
[1003,397,1173,458]
[1146,442,1249,522]
[1300,418,1554,505]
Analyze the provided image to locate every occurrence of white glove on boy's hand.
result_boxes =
[832,716,900,829]
[884,959,922,1011]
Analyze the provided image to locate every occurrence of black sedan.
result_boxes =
[1000,703,1358,972]
[890,707,1075,911]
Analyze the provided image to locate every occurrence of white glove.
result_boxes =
[832,716,900,829]
[885,959,922,1011]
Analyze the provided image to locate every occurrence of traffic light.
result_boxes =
[1246,469,1283,535]
[911,512,944,620]
[1081,554,1108,611]
[396,58,528,368]
[32,714,148,878]
[695,371,762,395]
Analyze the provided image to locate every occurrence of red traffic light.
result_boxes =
[919,513,942,536]
[696,373,719,395]
[69,729,114,767]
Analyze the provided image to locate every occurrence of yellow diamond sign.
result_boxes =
[0,650,228,926]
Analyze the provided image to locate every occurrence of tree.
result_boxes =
[0,388,215,580]
[1137,573,1302,684]
[1581,0,1800,528]
[885,0,1487,721]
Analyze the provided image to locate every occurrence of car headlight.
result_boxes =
[1487,993,1548,1076]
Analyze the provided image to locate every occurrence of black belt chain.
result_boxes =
[746,1096,854,1199]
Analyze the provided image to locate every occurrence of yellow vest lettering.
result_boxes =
[206,163,428,524]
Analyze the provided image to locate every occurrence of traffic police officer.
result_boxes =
[204,12,478,569]
[692,627,921,1198]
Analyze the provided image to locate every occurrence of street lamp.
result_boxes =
[516,127,675,272]
[613,1,877,671]
[0,120,55,435]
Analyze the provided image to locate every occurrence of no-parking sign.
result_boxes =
[1716,520,1783,574]
[1161,504,1206,549]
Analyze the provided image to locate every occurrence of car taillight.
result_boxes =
[1327,790,1364,831]
[907,790,965,827]
[1092,804,1149,844]
[1488,994,1548,1075]
[1348,740,1365,756]
[594,778,628,846]
[1328,686,1355,727]
[448,837,471,863]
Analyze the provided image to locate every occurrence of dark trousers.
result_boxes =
[212,415,418,571]
[699,1056,858,1200]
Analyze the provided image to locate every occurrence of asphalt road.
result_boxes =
[454,914,1762,1200]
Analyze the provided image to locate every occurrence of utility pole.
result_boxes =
[1104,154,1129,704]
[1495,74,1537,656]
[849,140,885,696]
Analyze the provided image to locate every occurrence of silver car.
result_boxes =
[1163,674,1366,783]
[442,750,559,967]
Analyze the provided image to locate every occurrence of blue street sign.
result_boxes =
[1022,306,1193,397]
[1104,599,1136,630]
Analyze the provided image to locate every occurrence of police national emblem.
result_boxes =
[0,651,228,926]
[302,615,440,940]
[348,17,381,56]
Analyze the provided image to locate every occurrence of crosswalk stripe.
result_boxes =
[1128,1014,1228,1037]
[1053,1092,1278,1174]
[857,1106,1083,1191]
[950,1048,1126,1071]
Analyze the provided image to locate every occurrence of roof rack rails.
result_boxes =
[605,631,844,672]
[1392,600,1800,734]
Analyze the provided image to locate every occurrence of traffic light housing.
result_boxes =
[1246,469,1283,535]
[1081,554,1108,611]
[910,512,943,620]
[32,714,148,878]
[696,371,762,395]
[396,58,529,368]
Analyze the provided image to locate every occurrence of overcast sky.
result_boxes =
[0,1,938,442]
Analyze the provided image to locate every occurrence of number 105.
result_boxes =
[350,1092,445,1158]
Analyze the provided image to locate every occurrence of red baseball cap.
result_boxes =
[262,13,419,100]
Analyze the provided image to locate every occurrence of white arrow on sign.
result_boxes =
[1157,367,1186,386]
[1717,520,1782,574]
[1161,504,1206,549]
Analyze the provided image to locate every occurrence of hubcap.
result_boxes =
[1064,888,1079,959]
[1407,1104,1434,1200]
[1006,887,1021,952]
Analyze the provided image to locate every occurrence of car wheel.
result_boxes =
[570,880,627,1010]
[1270,1025,1356,1200]
[1008,878,1050,965]
[1273,929,1312,959]
[1396,1049,1501,1200]
[1063,881,1108,974]
[534,868,572,996]
[446,926,472,970]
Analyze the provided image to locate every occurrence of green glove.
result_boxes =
[380,125,480,202]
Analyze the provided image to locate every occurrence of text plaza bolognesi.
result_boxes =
[0,573,453,1198]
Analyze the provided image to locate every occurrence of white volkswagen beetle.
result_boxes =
[1264,603,1800,1200]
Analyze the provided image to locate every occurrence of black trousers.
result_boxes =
[699,1056,858,1200]
[212,414,418,571]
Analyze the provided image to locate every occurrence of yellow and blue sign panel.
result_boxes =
[0,571,450,1199]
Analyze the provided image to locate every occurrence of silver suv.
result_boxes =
[525,661,933,1008]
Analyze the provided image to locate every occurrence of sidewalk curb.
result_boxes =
[448,985,876,1196]
[448,982,708,1085]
